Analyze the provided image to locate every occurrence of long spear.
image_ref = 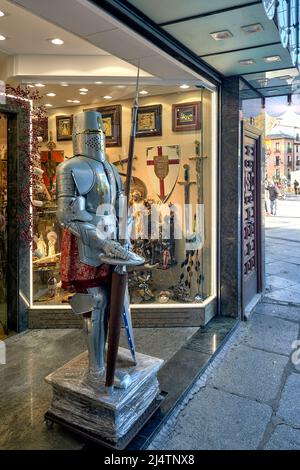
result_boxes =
[105,66,140,391]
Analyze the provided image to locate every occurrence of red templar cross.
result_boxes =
[147,146,180,200]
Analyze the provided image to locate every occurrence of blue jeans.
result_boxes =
[270,199,277,215]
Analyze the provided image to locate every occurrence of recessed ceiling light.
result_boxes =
[50,38,64,45]
[46,92,56,97]
[66,100,73,103]
[61,82,69,87]
[239,59,256,65]
[241,23,264,34]
[95,81,103,84]
[115,85,126,89]
[79,88,88,92]
[73,100,80,103]
[179,84,190,89]
[80,92,87,95]
[210,30,233,40]
[35,83,45,87]
[27,84,35,88]
[264,55,281,63]
[0,34,6,41]
[139,90,148,95]
[45,103,53,107]
[0,10,5,17]
[104,95,112,99]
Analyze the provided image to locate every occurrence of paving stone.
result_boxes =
[277,374,300,427]
[265,261,300,283]
[207,344,288,403]
[264,425,300,450]
[244,313,299,356]
[265,288,300,304]
[266,275,298,291]
[254,302,300,322]
[158,387,272,450]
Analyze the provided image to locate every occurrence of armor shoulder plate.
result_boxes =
[71,157,95,195]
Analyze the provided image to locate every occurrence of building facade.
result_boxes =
[266,132,300,182]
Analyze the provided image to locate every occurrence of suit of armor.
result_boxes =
[56,111,141,387]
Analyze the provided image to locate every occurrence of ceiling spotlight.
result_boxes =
[80,92,87,95]
[50,38,64,45]
[79,88,88,92]
[0,11,5,17]
[0,34,6,41]
[95,81,103,84]
[104,95,112,99]
[115,85,126,89]
[239,59,256,65]
[241,23,264,34]
[46,92,56,97]
[27,84,35,88]
[66,100,73,103]
[139,90,148,95]
[264,55,281,63]
[35,83,45,87]
[45,103,53,107]
[61,82,69,87]
[180,84,190,89]
[210,30,233,40]
[73,100,80,103]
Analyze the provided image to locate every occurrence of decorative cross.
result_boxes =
[147,146,180,201]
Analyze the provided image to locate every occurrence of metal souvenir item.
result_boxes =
[146,145,180,203]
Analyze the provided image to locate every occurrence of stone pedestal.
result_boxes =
[45,348,164,449]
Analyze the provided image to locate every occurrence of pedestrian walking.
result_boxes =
[293,179,299,195]
[268,183,280,216]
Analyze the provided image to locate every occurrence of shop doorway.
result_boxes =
[0,113,8,339]
[241,123,263,317]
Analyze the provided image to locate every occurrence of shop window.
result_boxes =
[31,83,217,309]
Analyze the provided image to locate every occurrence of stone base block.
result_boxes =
[45,348,164,448]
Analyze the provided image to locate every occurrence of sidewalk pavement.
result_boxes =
[149,196,300,450]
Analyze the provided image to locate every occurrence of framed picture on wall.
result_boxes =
[136,104,162,138]
[56,115,73,141]
[83,105,122,147]
[172,102,201,132]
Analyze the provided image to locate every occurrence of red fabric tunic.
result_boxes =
[60,229,111,291]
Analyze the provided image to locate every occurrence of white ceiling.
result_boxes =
[16,82,195,109]
[6,0,206,83]
[0,0,109,55]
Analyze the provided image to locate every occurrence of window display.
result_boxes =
[31,83,216,309]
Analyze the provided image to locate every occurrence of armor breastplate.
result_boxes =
[84,158,117,220]
[57,155,120,267]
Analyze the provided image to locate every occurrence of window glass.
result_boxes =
[31,83,216,307]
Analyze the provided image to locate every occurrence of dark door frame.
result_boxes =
[0,100,31,333]
[240,122,263,319]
